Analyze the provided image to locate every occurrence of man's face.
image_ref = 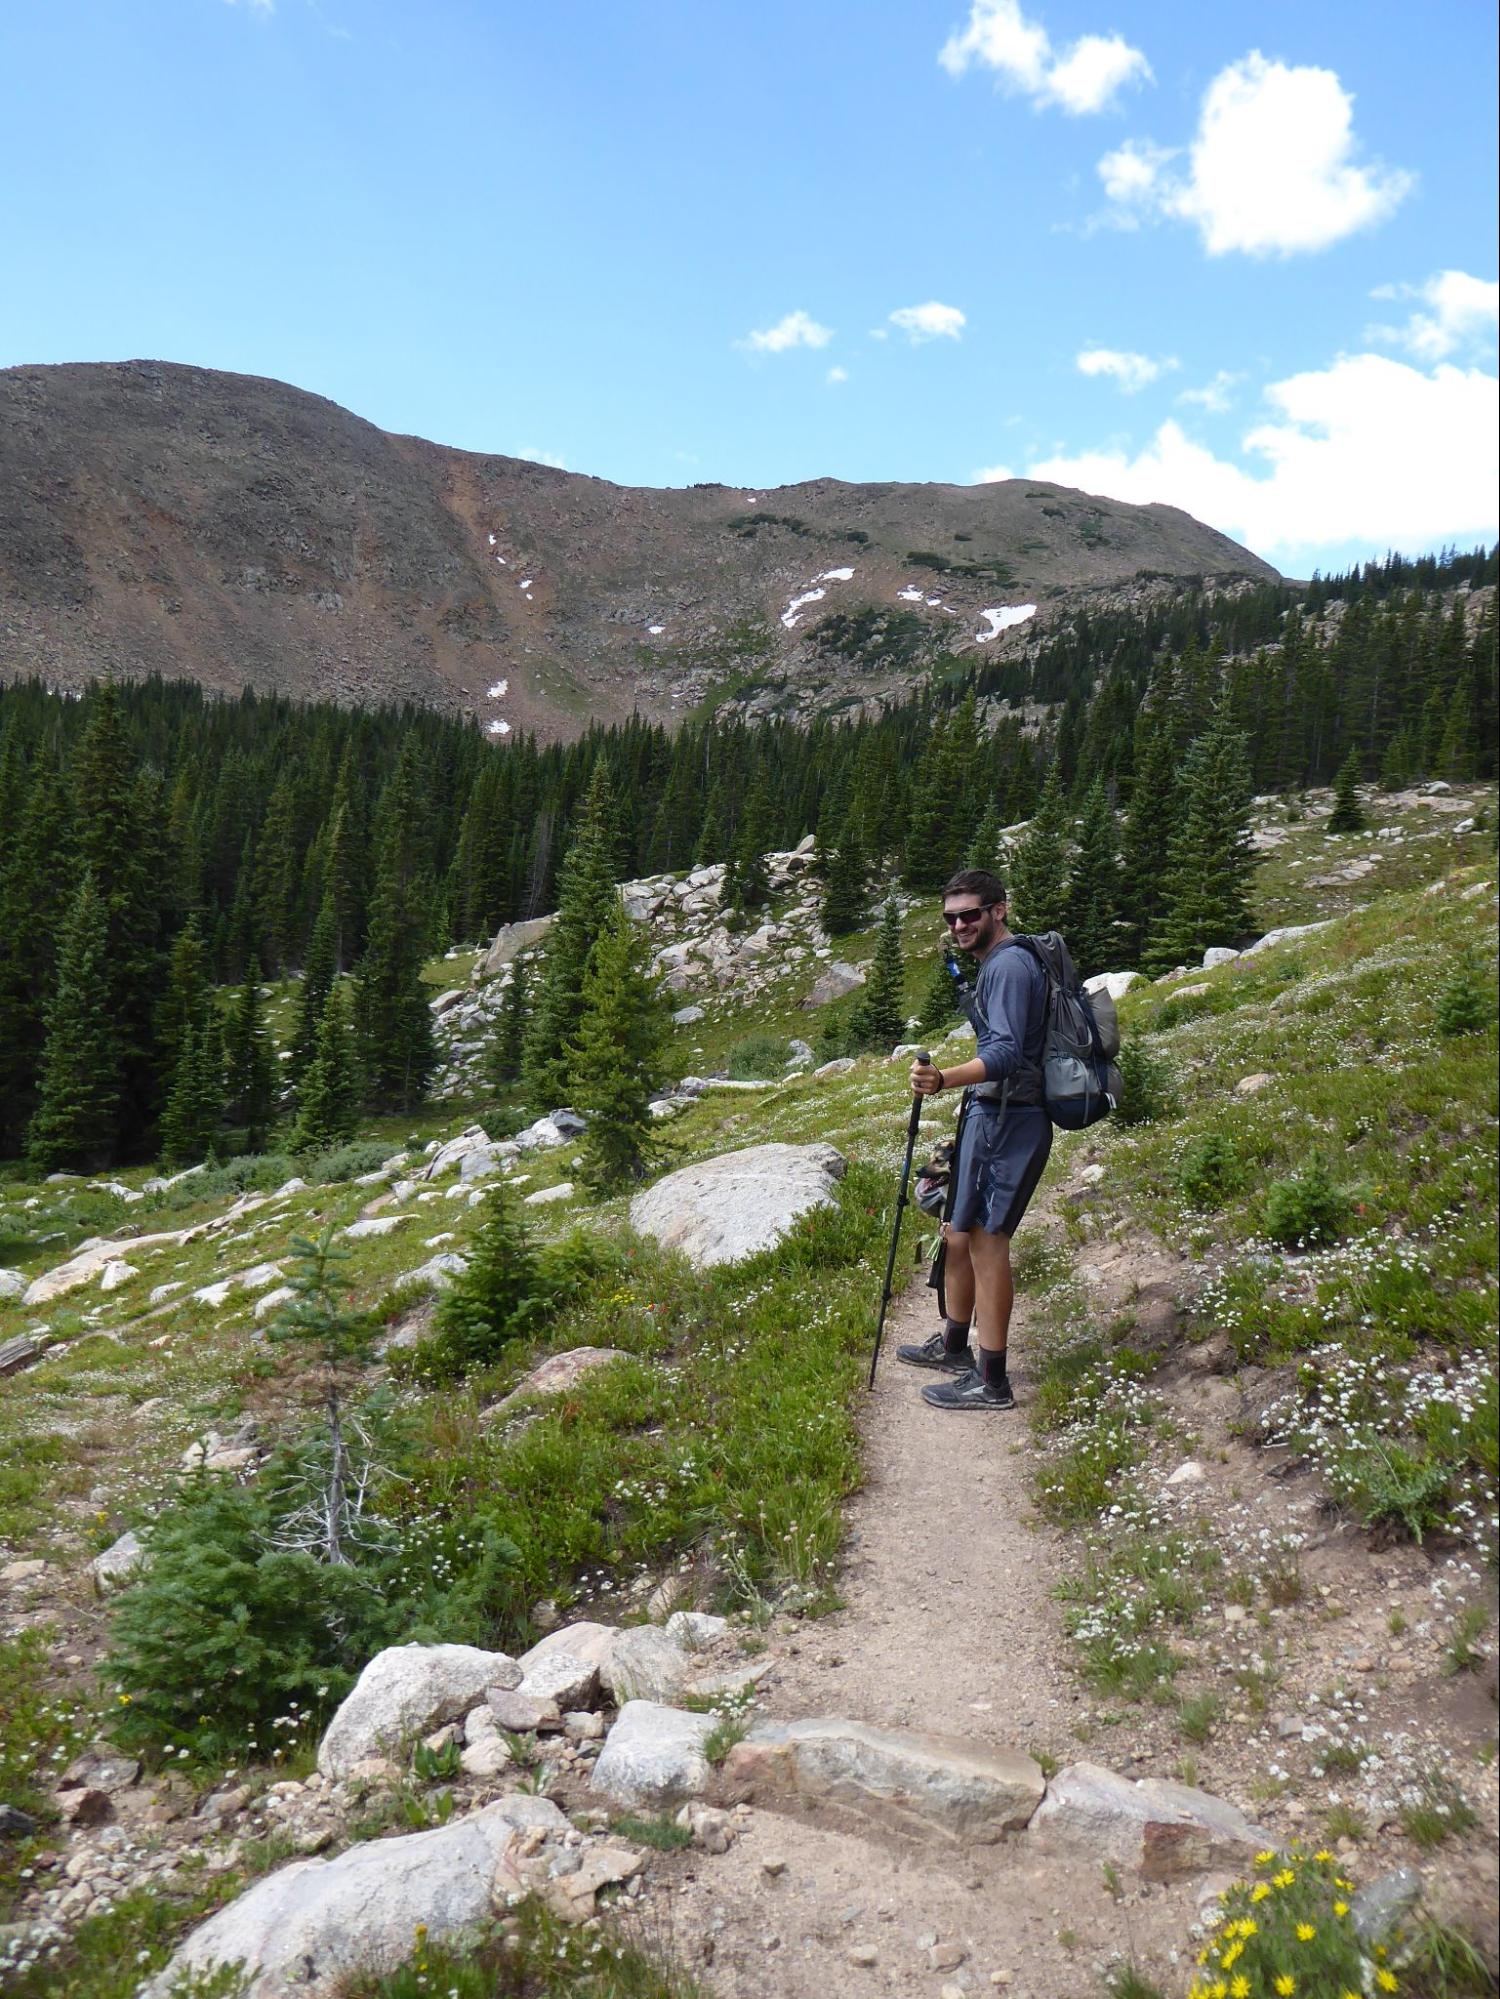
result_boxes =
[942,894,1005,955]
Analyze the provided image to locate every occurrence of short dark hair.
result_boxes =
[941,868,1006,904]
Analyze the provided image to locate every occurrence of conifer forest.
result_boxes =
[1,545,1494,1171]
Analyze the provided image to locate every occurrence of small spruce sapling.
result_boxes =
[1435,947,1492,1036]
[846,900,907,1053]
[567,899,673,1190]
[425,1178,545,1377]
[489,957,530,1088]
[1327,747,1368,833]
[267,1230,375,1566]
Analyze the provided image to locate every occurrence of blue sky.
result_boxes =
[2,0,1495,574]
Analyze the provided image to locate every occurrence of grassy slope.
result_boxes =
[0,781,1494,1990]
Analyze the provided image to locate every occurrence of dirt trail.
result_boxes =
[646,1276,1198,1999]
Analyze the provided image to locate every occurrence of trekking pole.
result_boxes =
[868,1051,930,1389]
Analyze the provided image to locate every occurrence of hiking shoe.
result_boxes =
[920,1367,1016,1412]
[896,1330,972,1373]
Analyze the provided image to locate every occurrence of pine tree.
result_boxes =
[159,1009,224,1167]
[157,917,211,1070]
[355,744,437,1112]
[290,899,338,1084]
[429,1178,544,1376]
[918,948,964,1034]
[695,783,727,865]
[1119,723,1181,962]
[0,744,74,1156]
[902,714,954,890]
[820,816,868,935]
[727,771,772,920]
[26,872,125,1173]
[292,983,360,1152]
[224,962,277,1151]
[846,900,908,1053]
[566,901,673,1191]
[1379,728,1414,792]
[488,959,529,1091]
[1327,748,1367,833]
[522,762,621,1107]
[322,743,368,970]
[965,802,1004,873]
[1064,780,1123,978]
[1007,766,1072,935]
[1148,711,1255,970]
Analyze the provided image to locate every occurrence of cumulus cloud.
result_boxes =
[888,301,967,343]
[939,0,1150,115]
[738,310,834,354]
[1177,370,1243,415]
[973,463,1016,484]
[1369,270,1499,361]
[1098,51,1412,256]
[978,352,1497,565]
[826,365,850,385]
[515,444,567,469]
[1076,347,1176,392]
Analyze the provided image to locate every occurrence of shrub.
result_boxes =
[1113,1039,1174,1126]
[1262,1157,1350,1247]
[724,1031,791,1080]
[106,1454,518,1762]
[306,1139,393,1185]
[1436,948,1493,1036]
[403,1181,545,1383]
[1190,1848,1371,1999]
[1176,1132,1242,1209]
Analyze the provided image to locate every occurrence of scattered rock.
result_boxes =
[803,961,866,1008]
[1201,947,1240,968]
[523,1182,575,1206]
[1351,1866,1423,1948]
[590,1701,717,1808]
[1243,919,1334,957]
[1,1559,50,1585]
[813,1056,856,1077]
[486,1689,560,1734]
[1028,1763,1272,1881]
[604,1626,693,1704]
[476,915,555,980]
[339,1216,409,1241]
[518,1622,618,1681]
[90,1530,145,1593]
[1234,1072,1272,1096]
[458,1734,513,1781]
[317,1643,523,1778]
[629,1141,846,1269]
[1083,970,1143,1001]
[98,1259,139,1292]
[0,1270,29,1302]
[140,1795,568,1999]
[520,1652,602,1712]
[254,1285,296,1320]
[722,1720,1045,1844]
[1165,1461,1206,1487]
[0,1334,42,1377]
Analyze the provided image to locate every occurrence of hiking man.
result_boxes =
[897,869,1052,1411]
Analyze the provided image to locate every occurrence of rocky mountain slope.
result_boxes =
[0,360,1278,738]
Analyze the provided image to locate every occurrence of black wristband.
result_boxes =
[936,1069,945,1091]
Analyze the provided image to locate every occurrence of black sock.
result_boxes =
[942,1317,972,1355]
[980,1348,1009,1391]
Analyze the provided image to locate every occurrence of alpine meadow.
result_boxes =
[1,0,1498,1992]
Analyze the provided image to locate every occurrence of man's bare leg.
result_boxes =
[967,1227,1014,1363]
[942,1224,975,1325]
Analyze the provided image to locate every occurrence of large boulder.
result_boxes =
[1028,1762,1272,1881]
[517,1621,619,1680]
[629,1142,847,1269]
[140,1795,567,1998]
[802,961,866,1008]
[475,914,553,981]
[590,1700,716,1808]
[318,1644,522,1778]
[605,1624,694,1703]
[722,1719,1044,1844]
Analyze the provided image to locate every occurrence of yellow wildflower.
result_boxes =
[1221,1941,1242,1970]
[1333,1900,1350,1917]
[1275,1978,1296,1997]
[1314,1848,1334,1862]
[1375,1973,1399,1993]
[1255,1850,1277,1865]
[1296,1923,1317,1941]
[1273,1868,1296,1888]
[1251,1884,1272,1903]
[1230,1980,1250,1999]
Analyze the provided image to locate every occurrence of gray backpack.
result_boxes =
[1016,932,1123,1130]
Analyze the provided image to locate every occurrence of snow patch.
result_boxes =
[487,532,496,545]
[780,588,826,629]
[519,579,533,590]
[647,624,666,635]
[897,585,924,602]
[487,680,509,699]
[976,604,1037,642]
[816,567,855,583]
[488,719,512,736]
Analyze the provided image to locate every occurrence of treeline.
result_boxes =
[0,553,1494,1165]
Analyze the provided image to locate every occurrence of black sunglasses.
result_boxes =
[942,902,997,927]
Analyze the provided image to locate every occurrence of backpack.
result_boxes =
[1015,931,1123,1130]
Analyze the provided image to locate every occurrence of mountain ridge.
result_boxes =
[0,358,1280,739]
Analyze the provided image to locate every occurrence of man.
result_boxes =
[898,869,1051,1411]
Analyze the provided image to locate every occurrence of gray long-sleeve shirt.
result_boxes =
[969,939,1047,1100]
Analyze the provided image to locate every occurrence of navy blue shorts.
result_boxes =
[948,1102,1052,1237]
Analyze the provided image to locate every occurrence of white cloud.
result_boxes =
[1099,52,1412,256]
[826,365,850,385]
[973,463,1016,483]
[515,444,567,469]
[223,0,275,12]
[738,309,834,354]
[1076,347,1176,392]
[982,351,1497,565]
[1369,270,1499,361]
[1177,370,1243,415]
[888,301,967,343]
[939,0,1150,115]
